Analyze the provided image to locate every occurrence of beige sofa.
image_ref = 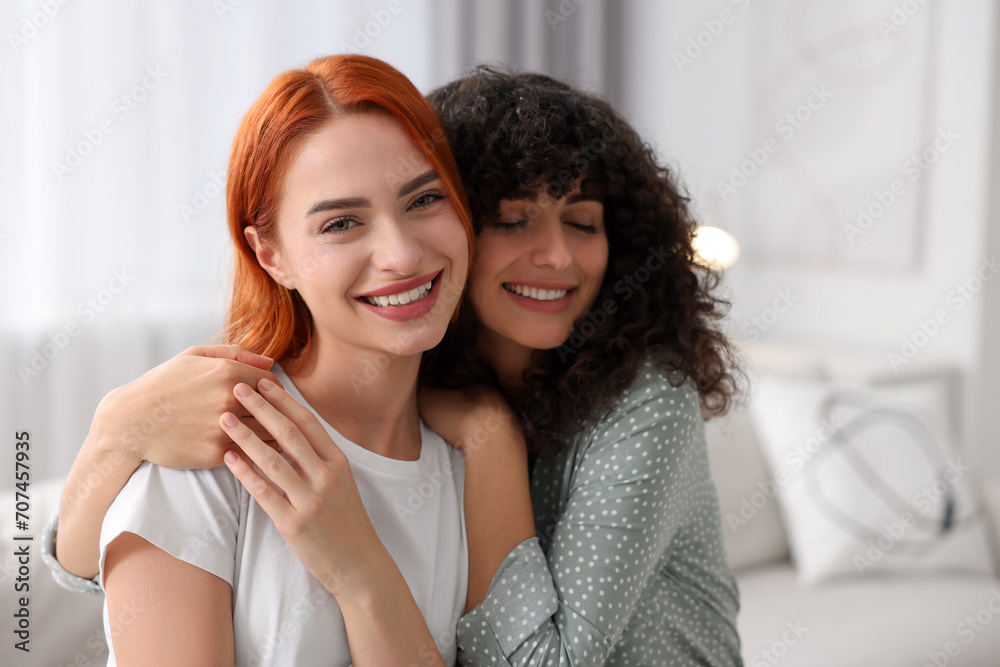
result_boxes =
[706,398,1000,667]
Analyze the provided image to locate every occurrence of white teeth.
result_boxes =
[364,280,434,307]
[503,283,569,301]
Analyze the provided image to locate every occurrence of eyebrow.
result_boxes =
[507,188,602,204]
[566,192,603,204]
[397,169,439,197]
[306,197,370,216]
[304,169,440,217]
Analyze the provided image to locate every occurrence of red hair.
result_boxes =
[223,54,474,360]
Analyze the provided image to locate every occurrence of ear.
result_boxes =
[244,226,295,290]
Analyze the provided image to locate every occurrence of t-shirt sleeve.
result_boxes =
[456,365,742,666]
[98,462,243,589]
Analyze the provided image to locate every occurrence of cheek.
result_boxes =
[470,232,520,280]
[289,245,357,296]
[579,237,610,286]
[427,212,472,277]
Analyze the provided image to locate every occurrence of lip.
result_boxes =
[502,281,576,314]
[358,272,443,322]
[356,270,442,298]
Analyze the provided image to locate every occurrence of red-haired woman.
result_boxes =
[57,54,484,665]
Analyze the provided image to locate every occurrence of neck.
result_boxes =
[476,329,535,393]
[283,335,422,461]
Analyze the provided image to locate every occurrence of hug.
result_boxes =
[44,54,743,666]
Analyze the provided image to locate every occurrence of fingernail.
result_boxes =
[234,383,253,398]
[259,378,277,393]
[224,450,239,465]
[222,413,239,428]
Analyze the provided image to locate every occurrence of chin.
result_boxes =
[511,327,574,352]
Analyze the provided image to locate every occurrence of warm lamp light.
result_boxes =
[692,226,740,270]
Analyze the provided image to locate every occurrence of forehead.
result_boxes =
[501,172,604,201]
[283,112,431,201]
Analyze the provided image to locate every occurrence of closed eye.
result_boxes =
[566,221,598,234]
[491,219,529,232]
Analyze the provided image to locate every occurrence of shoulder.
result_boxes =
[594,357,701,432]
[120,460,242,506]
[559,357,705,471]
[102,462,245,588]
[419,421,466,474]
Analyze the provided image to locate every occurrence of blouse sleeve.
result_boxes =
[41,512,103,595]
[456,365,741,666]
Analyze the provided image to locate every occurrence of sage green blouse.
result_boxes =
[456,361,743,666]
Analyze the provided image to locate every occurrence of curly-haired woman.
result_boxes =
[45,65,744,666]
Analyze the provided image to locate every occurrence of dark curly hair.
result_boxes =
[421,66,740,456]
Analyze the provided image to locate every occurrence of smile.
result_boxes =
[363,281,433,308]
[503,283,569,301]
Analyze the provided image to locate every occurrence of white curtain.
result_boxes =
[0,0,625,487]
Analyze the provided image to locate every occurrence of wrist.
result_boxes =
[326,548,399,606]
[91,387,146,465]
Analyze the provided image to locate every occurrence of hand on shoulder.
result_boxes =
[418,386,520,455]
[95,344,278,468]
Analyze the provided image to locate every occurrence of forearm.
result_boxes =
[461,427,535,612]
[338,558,446,667]
[57,390,142,579]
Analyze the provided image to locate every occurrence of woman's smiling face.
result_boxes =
[247,112,469,360]
[468,186,609,374]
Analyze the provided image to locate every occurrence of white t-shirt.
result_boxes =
[99,366,468,666]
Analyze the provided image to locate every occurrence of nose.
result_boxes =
[372,217,424,275]
[530,216,573,271]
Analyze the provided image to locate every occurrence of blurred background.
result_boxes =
[1,0,998,665]
[1,0,995,487]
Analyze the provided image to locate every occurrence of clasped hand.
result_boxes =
[219,378,388,599]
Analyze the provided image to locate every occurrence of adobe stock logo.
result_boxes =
[7,0,72,53]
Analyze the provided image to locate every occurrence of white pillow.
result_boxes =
[749,373,994,584]
[704,404,790,572]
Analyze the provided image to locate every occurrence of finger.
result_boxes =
[232,415,280,447]
[219,410,305,501]
[222,449,291,521]
[184,344,274,371]
[232,383,323,469]
[254,378,344,463]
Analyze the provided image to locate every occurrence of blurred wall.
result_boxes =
[619,0,998,474]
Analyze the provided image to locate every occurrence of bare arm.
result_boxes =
[103,531,234,665]
[56,345,276,579]
[418,388,536,612]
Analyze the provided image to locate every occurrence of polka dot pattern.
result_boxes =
[457,361,743,666]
